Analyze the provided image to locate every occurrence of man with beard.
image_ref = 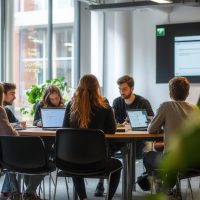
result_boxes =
[0,83,18,200]
[94,75,154,197]
[3,83,18,123]
[113,75,154,124]
[113,75,154,157]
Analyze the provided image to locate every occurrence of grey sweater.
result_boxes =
[148,101,197,145]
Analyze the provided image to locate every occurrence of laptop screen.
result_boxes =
[127,109,148,130]
[41,108,66,128]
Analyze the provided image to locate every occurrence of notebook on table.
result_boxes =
[126,109,149,131]
[41,107,66,131]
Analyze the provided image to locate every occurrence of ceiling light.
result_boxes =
[151,0,172,3]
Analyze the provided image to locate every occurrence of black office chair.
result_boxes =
[0,136,56,200]
[54,128,122,200]
[175,168,200,200]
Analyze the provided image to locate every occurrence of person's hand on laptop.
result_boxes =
[37,121,42,127]
[123,117,129,125]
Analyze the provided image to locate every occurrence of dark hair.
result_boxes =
[117,75,134,88]
[3,83,16,94]
[41,85,64,107]
[0,83,3,106]
[169,77,190,101]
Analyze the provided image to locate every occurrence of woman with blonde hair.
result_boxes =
[63,74,122,200]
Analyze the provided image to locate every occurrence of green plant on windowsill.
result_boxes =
[20,77,70,116]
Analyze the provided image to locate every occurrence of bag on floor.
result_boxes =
[137,172,151,191]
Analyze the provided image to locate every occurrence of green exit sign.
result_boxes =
[157,28,165,36]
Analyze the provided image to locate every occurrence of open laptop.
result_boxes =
[126,109,149,131]
[41,107,66,131]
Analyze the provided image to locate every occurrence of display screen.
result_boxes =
[156,22,200,83]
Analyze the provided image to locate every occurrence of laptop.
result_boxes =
[41,107,66,131]
[126,109,149,131]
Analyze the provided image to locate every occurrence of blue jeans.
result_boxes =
[1,174,11,193]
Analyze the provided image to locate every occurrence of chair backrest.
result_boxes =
[55,128,107,171]
[0,136,47,172]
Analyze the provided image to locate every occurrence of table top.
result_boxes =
[18,127,163,139]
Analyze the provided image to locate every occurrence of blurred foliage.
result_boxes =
[20,77,70,116]
[143,108,200,199]
[145,194,167,200]
[159,109,200,186]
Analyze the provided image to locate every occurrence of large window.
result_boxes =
[11,0,74,117]
[53,28,73,86]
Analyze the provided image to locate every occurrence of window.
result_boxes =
[18,0,47,12]
[11,0,75,120]
[53,28,73,86]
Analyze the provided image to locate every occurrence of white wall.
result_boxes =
[80,4,200,112]
[101,6,200,112]
[132,6,200,111]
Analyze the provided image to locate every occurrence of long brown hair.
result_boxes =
[0,83,4,106]
[41,85,64,107]
[70,74,108,128]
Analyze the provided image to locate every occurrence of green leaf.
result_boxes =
[23,77,70,116]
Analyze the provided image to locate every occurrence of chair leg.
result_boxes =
[43,178,45,199]
[49,173,51,200]
[187,178,194,200]
[54,169,59,200]
[51,174,56,187]
[64,177,70,200]
[21,174,25,193]
[38,183,41,196]
[176,172,182,200]
[106,175,111,200]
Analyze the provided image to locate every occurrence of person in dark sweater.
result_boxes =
[62,74,122,200]
[0,83,19,199]
[33,85,65,127]
[113,75,154,123]
[113,75,154,158]
[95,75,154,196]
[33,85,65,160]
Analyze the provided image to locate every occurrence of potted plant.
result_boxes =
[20,77,70,116]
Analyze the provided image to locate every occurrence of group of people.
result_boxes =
[0,73,197,200]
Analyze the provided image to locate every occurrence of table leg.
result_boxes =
[132,141,136,191]
[122,142,133,200]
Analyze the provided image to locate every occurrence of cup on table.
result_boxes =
[20,121,27,129]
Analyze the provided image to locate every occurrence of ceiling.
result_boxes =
[80,0,200,10]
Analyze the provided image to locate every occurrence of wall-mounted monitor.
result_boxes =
[156,22,200,83]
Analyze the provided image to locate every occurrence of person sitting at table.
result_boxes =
[2,82,19,123]
[143,77,197,191]
[62,74,122,200]
[0,82,19,199]
[33,85,65,159]
[95,75,155,197]
[0,83,44,200]
[33,85,65,127]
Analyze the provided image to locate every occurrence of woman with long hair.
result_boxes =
[33,85,64,126]
[63,74,122,200]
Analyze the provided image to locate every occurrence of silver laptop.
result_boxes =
[127,109,149,131]
[41,107,66,130]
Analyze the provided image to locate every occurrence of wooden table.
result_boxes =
[18,128,163,200]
